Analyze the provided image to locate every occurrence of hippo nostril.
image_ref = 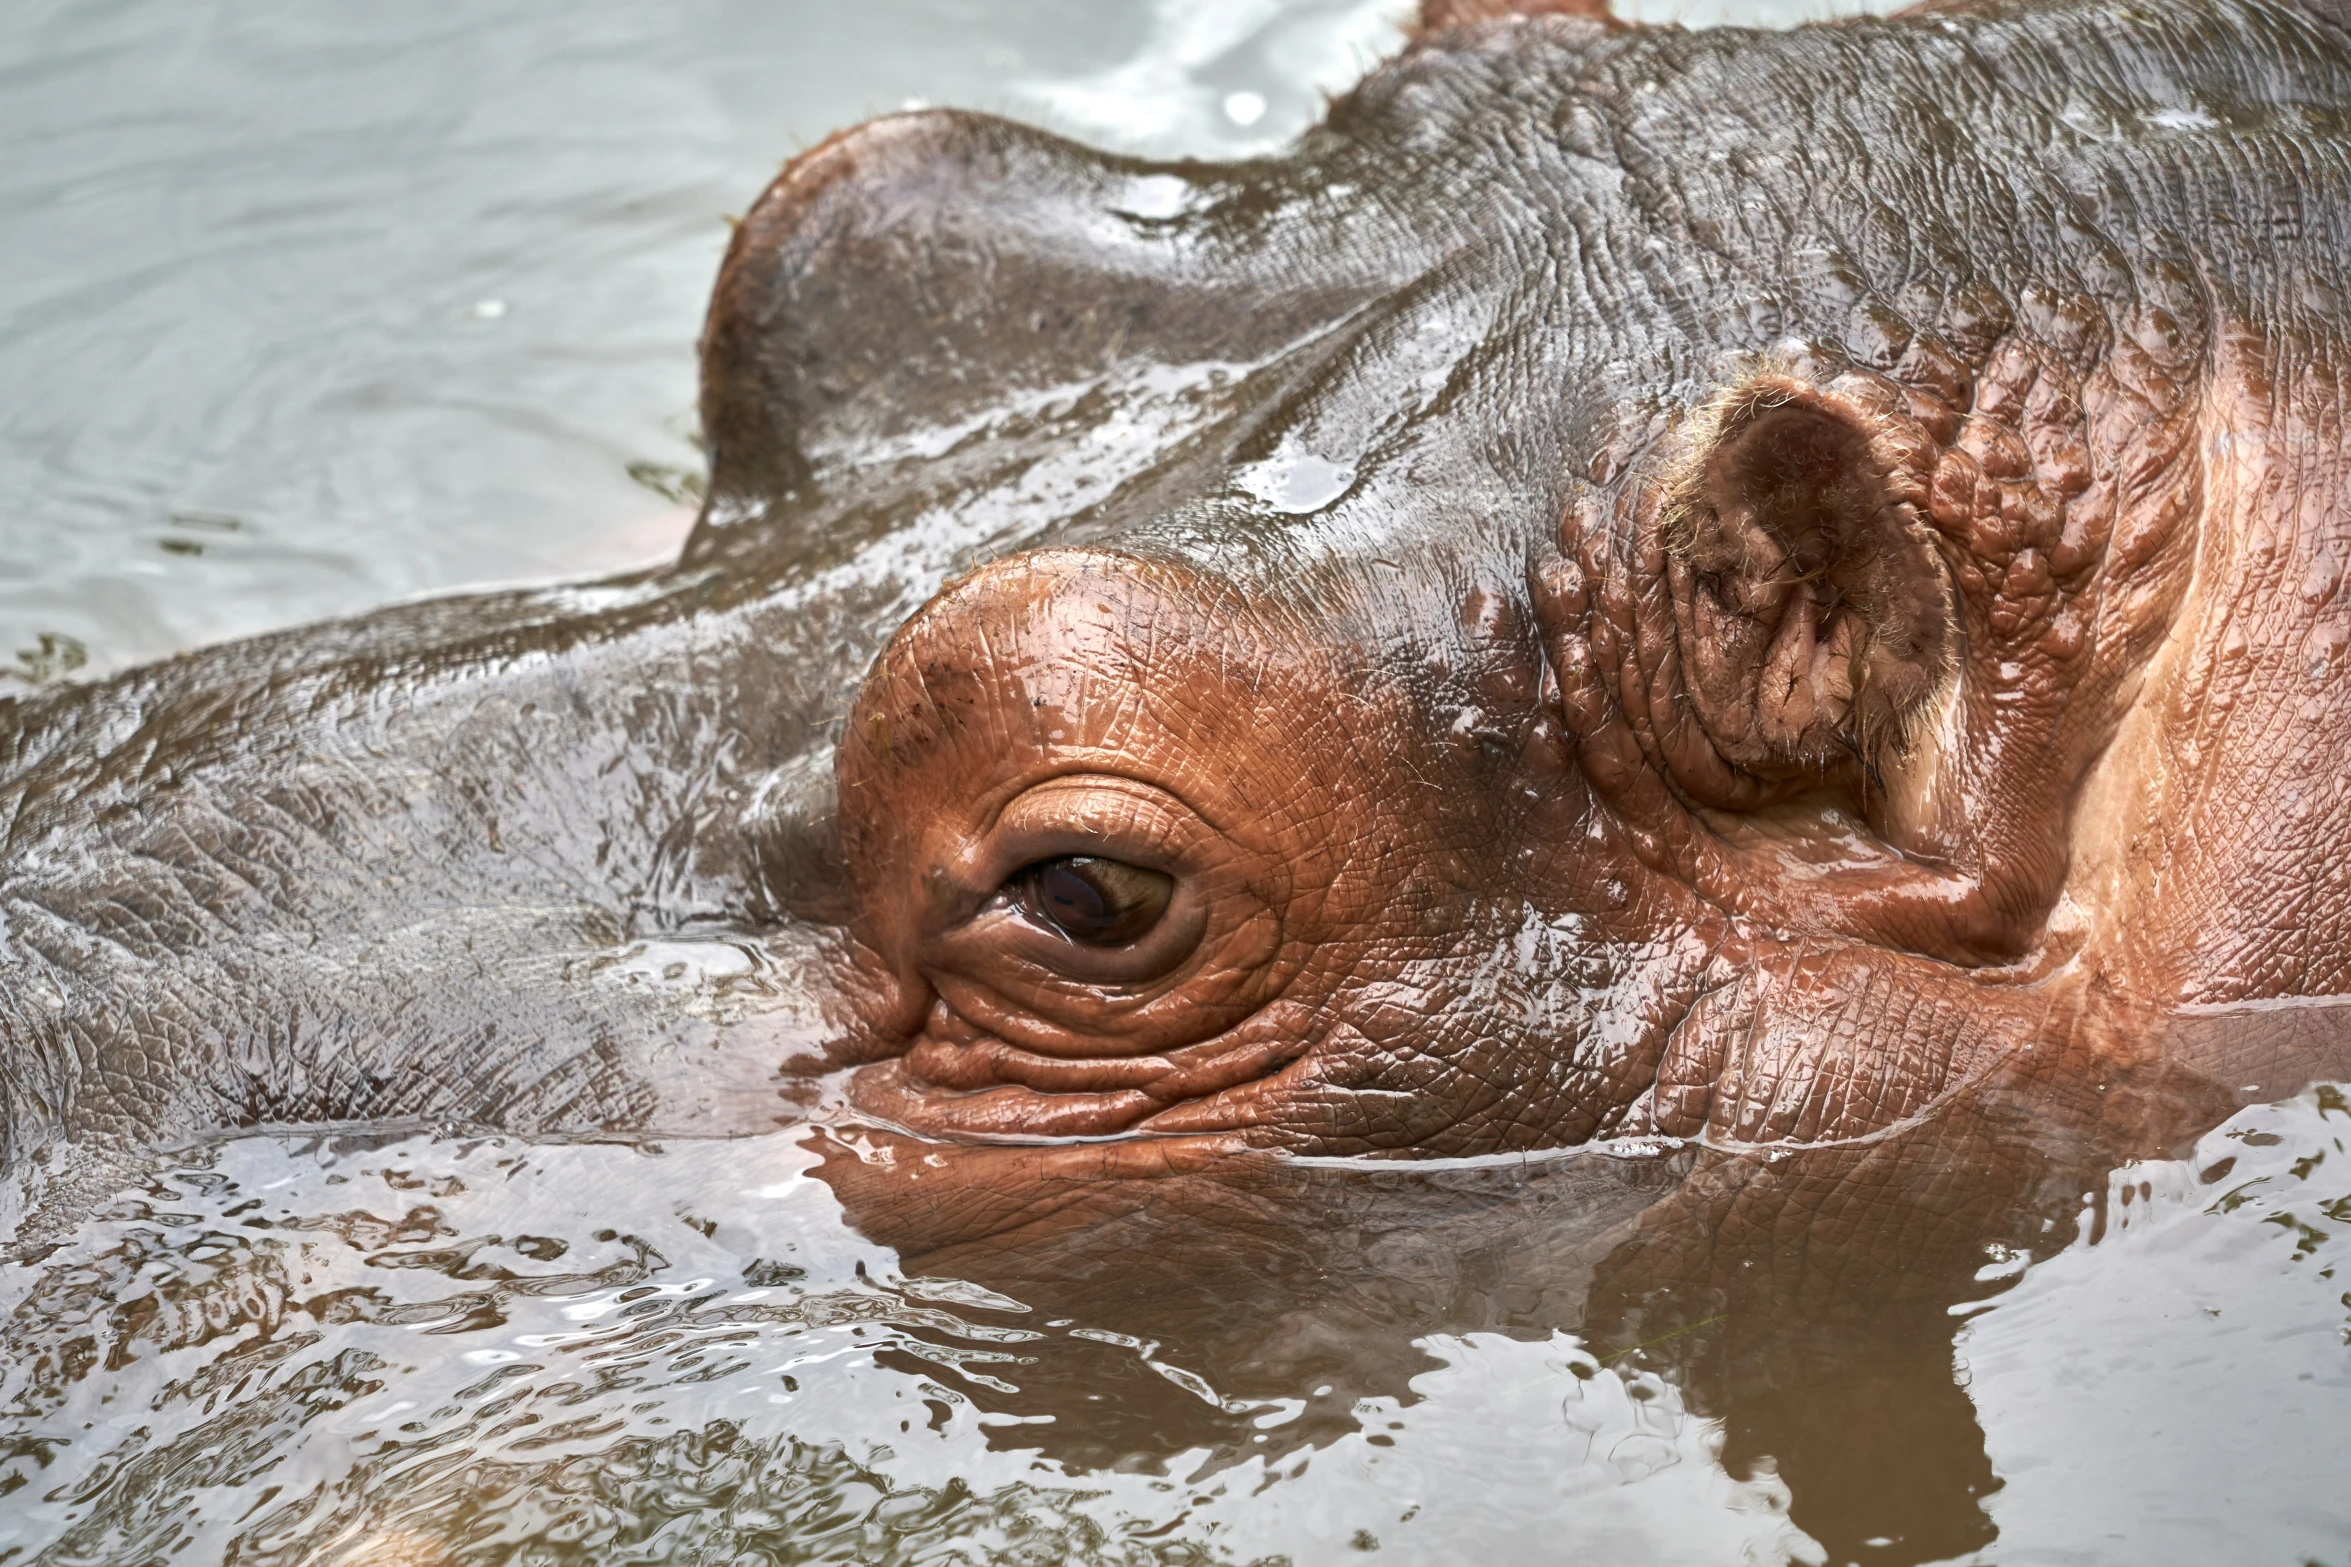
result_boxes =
[1012,856,1174,946]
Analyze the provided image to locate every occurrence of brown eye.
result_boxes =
[1013,856,1174,946]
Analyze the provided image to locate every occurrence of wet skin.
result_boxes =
[5,4,2351,1249]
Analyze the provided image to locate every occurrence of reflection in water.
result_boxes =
[1964,1087,2351,1563]
[3,1067,2347,1562]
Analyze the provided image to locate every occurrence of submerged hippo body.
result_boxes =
[6,0,2351,1224]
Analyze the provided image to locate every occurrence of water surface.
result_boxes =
[2,1079,2347,1564]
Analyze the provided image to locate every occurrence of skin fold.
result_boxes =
[4,0,2351,1233]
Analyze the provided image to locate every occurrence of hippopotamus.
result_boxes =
[6,0,2351,1236]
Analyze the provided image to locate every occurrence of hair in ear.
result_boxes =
[1653,367,1957,791]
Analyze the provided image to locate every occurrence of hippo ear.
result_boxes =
[1659,373,1956,795]
[1420,0,1617,27]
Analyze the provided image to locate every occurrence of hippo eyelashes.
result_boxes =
[1008,856,1176,947]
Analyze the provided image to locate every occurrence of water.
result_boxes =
[1,1082,2346,1564]
[16,2,2350,1564]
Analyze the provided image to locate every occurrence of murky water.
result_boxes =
[2,1079,2347,1564]
[10,2,2349,1563]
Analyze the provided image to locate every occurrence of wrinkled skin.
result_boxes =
[6,3,2351,1237]
[817,0,2351,1156]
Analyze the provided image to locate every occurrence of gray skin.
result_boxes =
[6,0,2351,1236]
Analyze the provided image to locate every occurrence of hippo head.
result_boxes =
[8,0,2347,1266]
[686,0,2273,1158]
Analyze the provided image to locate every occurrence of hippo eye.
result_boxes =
[1011,856,1174,946]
